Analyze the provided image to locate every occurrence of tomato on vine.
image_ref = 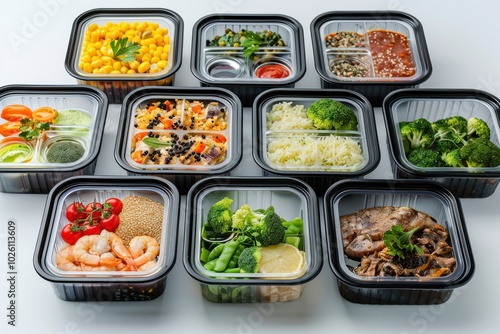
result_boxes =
[65,202,87,222]
[61,223,83,245]
[104,197,123,215]
[85,201,103,220]
[100,211,120,232]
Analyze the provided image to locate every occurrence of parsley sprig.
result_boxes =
[110,37,141,62]
[383,225,424,260]
[19,118,50,141]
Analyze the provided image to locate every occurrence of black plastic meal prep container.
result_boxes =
[252,88,380,195]
[310,11,432,106]
[191,14,306,107]
[0,85,108,193]
[383,88,500,198]
[33,175,180,301]
[114,86,242,194]
[323,179,474,305]
[183,176,323,303]
[65,8,183,104]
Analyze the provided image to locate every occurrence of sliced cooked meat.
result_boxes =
[340,206,456,278]
[344,235,386,258]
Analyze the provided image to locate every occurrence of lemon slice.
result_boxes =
[258,243,305,275]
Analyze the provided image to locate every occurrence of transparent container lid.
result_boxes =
[323,179,474,289]
[34,176,179,282]
[0,85,107,171]
[183,176,323,285]
[65,8,183,81]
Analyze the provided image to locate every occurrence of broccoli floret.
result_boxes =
[445,116,468,134]
[407,147,446,167]
[232,204,264,230]
[238,246,261,273]
[431,116,468,150]
[400,118,435,151]
[467,117,491,140]
[306,98,358,130]
[459,138,500,167]
[232,205,285,246]
[441,149,465,167]
[207,197,233,234]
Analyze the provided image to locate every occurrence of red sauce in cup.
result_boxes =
[367,30,416,77]
[255,63,290,79]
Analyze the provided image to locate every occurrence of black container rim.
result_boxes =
[190,13,306,86]
[383,87,500,177]
[64,8,184,82]
[310,10,433,87]
[322,178,475,290]
[33,175,180,284]
[0,84,108,173]
[182,176,323,286]
[251,88,380,176]
[114,86,243,175]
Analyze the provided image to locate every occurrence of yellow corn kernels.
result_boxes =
[78,21,171,75]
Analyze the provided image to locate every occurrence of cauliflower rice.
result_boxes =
[265,101,364,170]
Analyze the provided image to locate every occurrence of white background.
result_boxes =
[1,1,499,333]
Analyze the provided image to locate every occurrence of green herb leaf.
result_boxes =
[110,37,141,62]
[18,118,50,141]
[383,225,424,259]
[142,136,173,148]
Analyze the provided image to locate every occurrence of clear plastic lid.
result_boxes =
[183,176,323,285]
[66,9,182,81]
[259,96,369,172]
[191,14,305,85]
[318,19,422,82]
[384,89,500,174]
[44,185,171,278]
[324,179,474,288]
[0,87,105,170]
[115,87,242,176]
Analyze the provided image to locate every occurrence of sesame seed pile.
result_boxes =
[114,195,165,244]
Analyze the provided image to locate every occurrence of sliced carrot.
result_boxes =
[134,132,148,141]
[32,107,58,122]
[213,134,226,143]
[192,104,202,114]
[193,141,206,153]
[131,150,144,163]
[159,117,173,129]
[165,100,173,111]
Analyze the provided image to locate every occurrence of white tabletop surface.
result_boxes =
[1,1,499,333]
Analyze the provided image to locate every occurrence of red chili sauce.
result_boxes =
[255,63,290,79]
[367,30,416,77]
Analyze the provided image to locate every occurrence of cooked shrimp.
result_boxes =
[138,260,157,271]
[73,234,123,268]
[129,236,160,267]
[100,230,137,271]
[56,245,81,271]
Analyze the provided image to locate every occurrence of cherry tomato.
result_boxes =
[61,223,83,245]
[85,201,103,221]
[1,104,33,121]
[104,197,123,215]
[99,211,120,232]
[65,202,87,222]
[0,121,21,137]
[81,221,102,236]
